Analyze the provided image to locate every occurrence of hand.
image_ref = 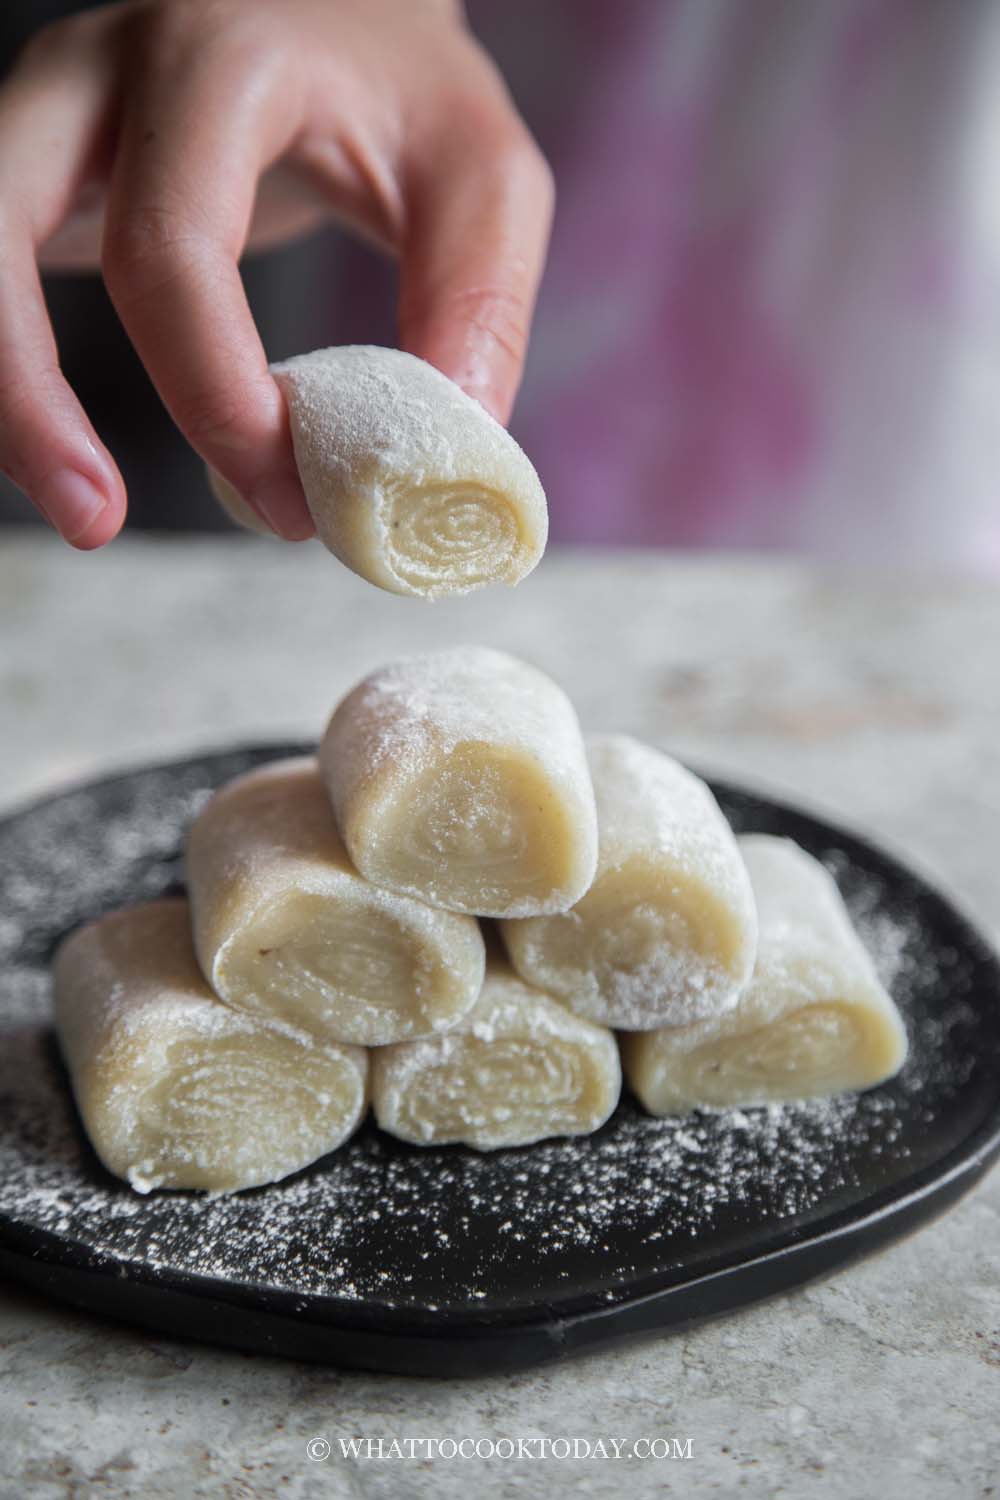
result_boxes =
[0,0,553,546]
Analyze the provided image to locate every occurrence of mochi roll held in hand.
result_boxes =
[623,835,908,1113]
[502,735,758,1028]
[373,958,621,1151]
[53,900,368,1194]
[320,647,599,918]
[186,758,485,1046]
[210,346,548,599]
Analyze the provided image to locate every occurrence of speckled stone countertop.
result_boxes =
[0,533,997,1499]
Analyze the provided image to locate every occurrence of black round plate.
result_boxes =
[1,745,999,1377]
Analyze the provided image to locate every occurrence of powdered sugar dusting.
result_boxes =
[272,346,540,506]
[320,648,598,916]
[372,961,621,1151]
[323,647,591,801]
[502,735,758,1028]
[590,735,754,906]
[0,747,991,1317]
[271,346,548,599]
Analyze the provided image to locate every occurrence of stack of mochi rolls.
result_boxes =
[53,646,908,1195]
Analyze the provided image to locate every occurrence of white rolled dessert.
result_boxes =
[372,958,621,1150]
[622,834,909,1113]
[185,757,485,1047]
[209,345,548,598]
[52,900,369,1194]
[502,734,758,1028]
[320,647,599,918]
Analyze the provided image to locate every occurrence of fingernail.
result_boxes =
[35,469,108,543]
[248,475,315,541]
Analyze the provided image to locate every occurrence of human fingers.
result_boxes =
[0,13,126,546]
[101,10,313,539]
[398,60,554,424]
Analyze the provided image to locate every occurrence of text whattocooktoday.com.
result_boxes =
[305,1436,694,1462]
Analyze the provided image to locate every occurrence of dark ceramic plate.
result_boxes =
[1,745,999,1377]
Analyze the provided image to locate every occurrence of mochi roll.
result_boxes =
[52,900,368,1194]
[185,757,485,1047]
[209,345,548,598]
[320,647,599,918]
[502,735,757,1029]
[622,835,909,1113]
[372,958,621,1150]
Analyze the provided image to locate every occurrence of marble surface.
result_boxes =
[0,532,997,1499]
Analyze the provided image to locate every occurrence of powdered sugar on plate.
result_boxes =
[0,747,990,1318]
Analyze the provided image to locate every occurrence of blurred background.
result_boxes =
[2,0,1000,566]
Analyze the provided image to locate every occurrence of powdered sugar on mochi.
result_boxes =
[186,756,485,1035]
[320,647,598,916]
[395,964,618,1056]
[271,346,548,598]
[53,900,368,1193]
[738,835,902,1019]
[375,965,621,1149]
[56,899,358,1061]
[325,647,589,795]
[53,901,265,1052]
[740,834,884,971]
[588,735,757,922]
[187,756,332,873]
[514,915,745,1032]
[591,737,757,1022]
[504,736,758,1028]
[271,346,533,495]
[730,834,908,1054]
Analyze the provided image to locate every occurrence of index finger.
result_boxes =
[100,26,313,539]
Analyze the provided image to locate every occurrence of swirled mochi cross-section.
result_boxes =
[52,900,368,1194]
[372,958,621,1150]
[621,835,909,1114]
[501,734,758,1028]
[185,758,485,1047]
[320,647,599,918]
[209,345,548,598]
